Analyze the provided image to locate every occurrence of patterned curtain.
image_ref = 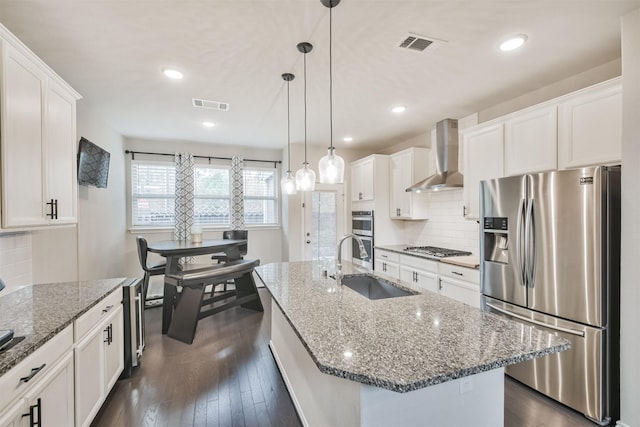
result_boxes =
[231,156,245,230]
[174,153,195,243]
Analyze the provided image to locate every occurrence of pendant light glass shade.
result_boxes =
[295,162,316,192]
[318,147,345,184]
[295,42,316,192]
[318,0,345,184]
[280,73,297,195]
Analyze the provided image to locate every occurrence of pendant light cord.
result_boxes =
[329,5,333,151]
[287,79,291,171]
[303,50,308,164]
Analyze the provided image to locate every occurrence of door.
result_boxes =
[25,352,75,427]
[527,167,611,326]
[104,306,124,391]
[480,174,528,307]
[302,184,345,261]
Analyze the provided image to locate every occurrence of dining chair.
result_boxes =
[211,230,248,291]
[136,236,167,308]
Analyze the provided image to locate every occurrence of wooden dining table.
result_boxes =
[146,238,260,337]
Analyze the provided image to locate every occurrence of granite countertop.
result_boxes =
[255,261,569,393]
[0,278,132,376]
[375,244,480,269]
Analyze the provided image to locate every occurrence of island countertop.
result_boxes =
[255,261,569,393]
[0,277,133,376]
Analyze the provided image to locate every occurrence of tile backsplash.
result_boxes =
[0,232,33,292]
[402,190,480,255]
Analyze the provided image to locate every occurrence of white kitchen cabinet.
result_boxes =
[389,147,430,220]
[74,289,124,427]
[400,255,438,293]
[0,26,81,229]
[504,105,557,176]
[351,156,375,202]
[462,123,504,220]
[374,249,400,280]
[558,77,622,169]
[0,325,74,427]
[438,263,480,308]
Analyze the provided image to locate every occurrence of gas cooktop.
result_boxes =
[403,246,472,258]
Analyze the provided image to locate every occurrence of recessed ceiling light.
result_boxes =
[392,105,406,113]
[499,35,528,52]
[202,121,215,128]
[163,68,184,80]
[343,136,353,142]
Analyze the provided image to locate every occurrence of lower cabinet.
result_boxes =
[75,303,124,427]
[374,249,400,280]
[400,255,438,293]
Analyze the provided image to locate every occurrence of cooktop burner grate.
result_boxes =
[403,246,472,257]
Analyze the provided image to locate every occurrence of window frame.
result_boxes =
[242,165,280,227]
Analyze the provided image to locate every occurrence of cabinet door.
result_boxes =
[505,105,557,176]
[25,352,74,427]
[45,80,78,224]
[400,266,438,293]
[104,306,124,392]
[389,151,410,218]
[375,259,400,280]
[1,44,46,227]
[0,398,27,427]
[75,325,105,427]
[439,276,480,308]
[462,124,504,220]
[558,79,622,169]
[359,158,374,201]
[351,163,362,202]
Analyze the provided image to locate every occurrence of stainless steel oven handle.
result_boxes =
[486,302,585,337]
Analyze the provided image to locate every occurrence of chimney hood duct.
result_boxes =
[406,118,463,192]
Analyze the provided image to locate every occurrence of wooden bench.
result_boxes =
[162,258,262,343]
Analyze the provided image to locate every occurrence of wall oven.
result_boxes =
[352,210,374,269]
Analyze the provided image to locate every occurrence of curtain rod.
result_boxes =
[124,150,282,168]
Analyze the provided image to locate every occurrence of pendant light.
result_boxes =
[318,0,345,184]
[280,73,297,195]
[295,42,316,192]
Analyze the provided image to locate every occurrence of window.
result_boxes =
[243,167,278,225]
[131,161,175,226]
[194,165,231,226]
[131,160,279,228]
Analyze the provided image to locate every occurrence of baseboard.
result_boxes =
[268,341,307,427]
[615,421,631,427]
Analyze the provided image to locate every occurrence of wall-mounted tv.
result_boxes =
[77,137,110,188]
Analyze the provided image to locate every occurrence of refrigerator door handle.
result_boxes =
[526,198,537,288]
[516,198,527,286]
[486,302,585,337]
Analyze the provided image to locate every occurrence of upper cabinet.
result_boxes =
[558,78,622,169]
[389,147,430,220]
[0,26,81,229]
[462,123,504,220]
[504,105,557,176]
[351,156,375,202]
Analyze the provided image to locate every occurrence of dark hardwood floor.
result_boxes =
[93,289,599,427]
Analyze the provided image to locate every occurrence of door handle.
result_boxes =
[306,240,311,244]
[22,397,41,427]
[516,198,527,287]
[526,198,536,288]
[486,303,585,337]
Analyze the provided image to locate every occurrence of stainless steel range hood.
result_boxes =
[406,118,463,192]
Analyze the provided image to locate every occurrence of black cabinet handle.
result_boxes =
[22,397,41,426]
[102,305,114,314]
[104,324,113,345]
[20,364,46,383]
[452,271,464,276]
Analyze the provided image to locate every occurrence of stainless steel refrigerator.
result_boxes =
[480,165,620,425]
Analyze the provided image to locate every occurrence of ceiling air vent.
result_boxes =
[398,33,447,52]
[192,98,230,111]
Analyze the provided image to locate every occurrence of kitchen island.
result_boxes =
[255,261,569,427]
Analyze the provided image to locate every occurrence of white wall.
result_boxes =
[76,102,129,280]
[618,8,640,427]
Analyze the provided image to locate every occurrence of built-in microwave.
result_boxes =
[352,210,373,269]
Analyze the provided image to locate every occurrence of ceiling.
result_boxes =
[0,0,638,152]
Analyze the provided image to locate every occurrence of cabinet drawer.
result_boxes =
[439,263,480,285]
[374,249,399,264]
[0,324,73,412]
[74,288,122,341]
[400,254,438,273]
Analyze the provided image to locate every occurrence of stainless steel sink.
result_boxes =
[338,274,417,300]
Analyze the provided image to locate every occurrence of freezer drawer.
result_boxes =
[482,297,610,425]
